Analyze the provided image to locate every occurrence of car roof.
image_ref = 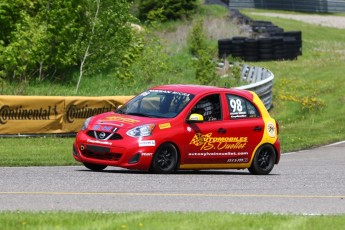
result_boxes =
[151,84,253,98]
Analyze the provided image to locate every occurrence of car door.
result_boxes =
[221,94,265,164]
[182,93,233,165]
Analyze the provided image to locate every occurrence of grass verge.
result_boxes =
[0,137,75,166]
[0,211,344,230]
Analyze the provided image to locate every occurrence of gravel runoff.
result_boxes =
[249,12,345,29]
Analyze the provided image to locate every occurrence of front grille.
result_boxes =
[86,130,123,140]
[83,150,122,161]
[86,145,110,153]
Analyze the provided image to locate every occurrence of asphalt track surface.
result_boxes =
[1,142,344,214]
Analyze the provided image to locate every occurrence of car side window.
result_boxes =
[191,94,222,121]
[227,95,260,119]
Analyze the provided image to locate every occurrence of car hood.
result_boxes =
[89,112,168,130]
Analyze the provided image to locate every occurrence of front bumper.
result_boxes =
[72,132,155,170]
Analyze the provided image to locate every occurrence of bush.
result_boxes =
[138,0,198,22]
[187,19,217,85]
[115,29,170,87]
[187,19,208,56]
[194,48,218,85]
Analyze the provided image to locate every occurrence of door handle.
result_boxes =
[217,128,226,134]
[253,126,262,132]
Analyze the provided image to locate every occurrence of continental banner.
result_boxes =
[0,96,133,135]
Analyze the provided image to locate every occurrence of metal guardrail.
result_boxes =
[235,64,274,110]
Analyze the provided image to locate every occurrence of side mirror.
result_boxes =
[187,113,204,123]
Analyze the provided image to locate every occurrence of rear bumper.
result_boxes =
[274,139,281,164]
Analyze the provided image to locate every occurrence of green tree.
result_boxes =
[75,0,135,92]
[0,0,135,92]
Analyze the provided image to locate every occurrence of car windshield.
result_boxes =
[116,89,194,118]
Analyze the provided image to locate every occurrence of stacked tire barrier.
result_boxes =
[235,64,274,110]
[218,10,302,61]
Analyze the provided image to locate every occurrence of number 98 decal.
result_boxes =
[227,95,247,119]
[230,99,243,113]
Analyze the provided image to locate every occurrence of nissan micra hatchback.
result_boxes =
[73,84,280,174]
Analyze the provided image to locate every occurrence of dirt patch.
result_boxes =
[250,12,345,29]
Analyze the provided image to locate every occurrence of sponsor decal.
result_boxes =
[139,140,156,147]
[141,153,153,157]
[227,158,249,163]
[188,152,248,157]
[230,113,247,119]
[159,123,171,129]
[0,105,58,124]
[148,90,190,97]
[102,116,140,124]
[189,133,248,151]
[267,122,276,138]
[92,124,117,132]
[87,139,112,146]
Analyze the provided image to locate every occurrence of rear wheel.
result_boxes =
[248,144,276,175]
[150,143,178,174]
[83,163,107,171]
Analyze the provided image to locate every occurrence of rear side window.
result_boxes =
[227,95,260,119]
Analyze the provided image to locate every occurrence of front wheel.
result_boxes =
[248,144,276,175]
[150,143,178,174]
[83,163,107,171]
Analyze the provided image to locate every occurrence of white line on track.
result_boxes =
[1,191,344,199]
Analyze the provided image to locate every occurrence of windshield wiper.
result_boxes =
[115,108,124,114]
[126,112,150,117]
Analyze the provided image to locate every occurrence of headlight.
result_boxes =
[81,117,92,130]
[126,124,155,137]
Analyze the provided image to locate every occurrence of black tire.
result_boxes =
[150,143,178,174]
[218,39,233,46]
[83,163,107,171]
[248,144,276,175]
[244,56,259,62]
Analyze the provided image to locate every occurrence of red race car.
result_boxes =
[73,84,280,174]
